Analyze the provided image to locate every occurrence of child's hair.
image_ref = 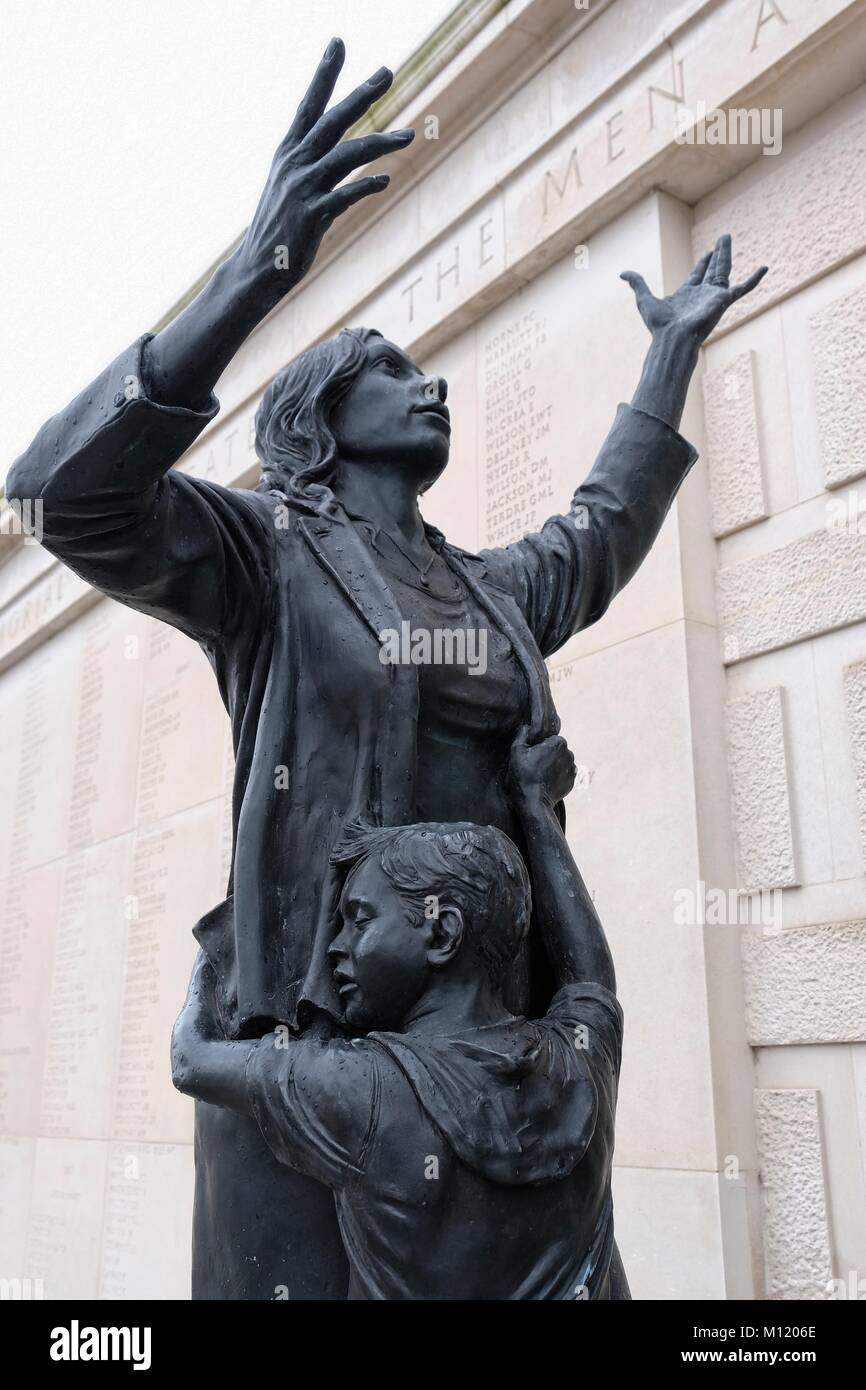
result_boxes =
[254,326,382,502]
[331,820,532,987]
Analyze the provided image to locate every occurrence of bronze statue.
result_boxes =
[6,37,768,1299]
[172,733,622,1300]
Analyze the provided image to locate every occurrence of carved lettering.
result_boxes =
[543,147,582,217]
[751,0,788,51]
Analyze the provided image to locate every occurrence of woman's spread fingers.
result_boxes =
[320,174,391,216]
[281,38,345,151]
[731,265,769,301]
[707,232,732,285]
[686,250,712,285]
[620,270,651,303]
[316,128,414,184]
[299,66,394,158]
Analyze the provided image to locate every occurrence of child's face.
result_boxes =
[329,858,432,1032]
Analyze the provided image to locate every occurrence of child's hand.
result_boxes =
[171,951,223,1094]
[509,729,576,806]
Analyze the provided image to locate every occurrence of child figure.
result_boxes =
[172,731,625,1300]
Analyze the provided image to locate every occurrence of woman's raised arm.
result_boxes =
[480,236,767,658]
[147,38,413,409]
[5,40,414,644]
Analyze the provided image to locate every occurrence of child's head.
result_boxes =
[328,821,532,1031]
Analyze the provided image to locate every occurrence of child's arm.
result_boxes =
[171,952,258,1113]
[172,952,374,1189]
[509,732,616,995]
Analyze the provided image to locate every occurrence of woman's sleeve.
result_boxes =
[477,403,698,659]
[5,334,272,645]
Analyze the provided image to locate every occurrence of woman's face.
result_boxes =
[331,336,450,491]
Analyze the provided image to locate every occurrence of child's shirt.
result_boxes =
[246,981,622,1300]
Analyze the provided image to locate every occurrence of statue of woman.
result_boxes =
[6,39,766,1299]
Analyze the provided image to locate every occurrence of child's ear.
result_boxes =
[427,905,464,967]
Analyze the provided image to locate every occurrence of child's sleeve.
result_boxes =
[245,1034,380,1190]
[546,982,624,1083]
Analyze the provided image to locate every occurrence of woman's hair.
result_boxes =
[254,326,382,501]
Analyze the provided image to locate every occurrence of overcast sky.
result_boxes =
[1,0,457,470]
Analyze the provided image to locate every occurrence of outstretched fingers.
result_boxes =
[321,173,392,217]
[299,65,394,158]
[282,38,346,149]
[707,233,732,285]
[620,270,652,305]
[317,128,414,184]
[731,265,769,302]
[686,250,713,285]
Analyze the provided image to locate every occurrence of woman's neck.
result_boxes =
[334,461,427,549]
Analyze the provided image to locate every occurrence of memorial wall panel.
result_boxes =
[135,620,228,828]
[38,836,133,1140]
[67,606,147,850]
[113,801,224,1146]
[695,75,866,1293]
[0,590,233,1296]
[546,629,719,1174]
[6,635,78,874]
[24,1137,110,1299]
[98,1142,194,1300]
[0,1136,35,1281]
[0,862,62,1136]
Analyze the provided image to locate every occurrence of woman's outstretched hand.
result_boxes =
[147,38,413,406]
[621,234,767,345]
[623,234,768,431]
[238,37,414,306]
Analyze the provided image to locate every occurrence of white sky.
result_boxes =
[1,0,457,471]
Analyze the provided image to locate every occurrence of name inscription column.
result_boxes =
[480,308,555,547]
